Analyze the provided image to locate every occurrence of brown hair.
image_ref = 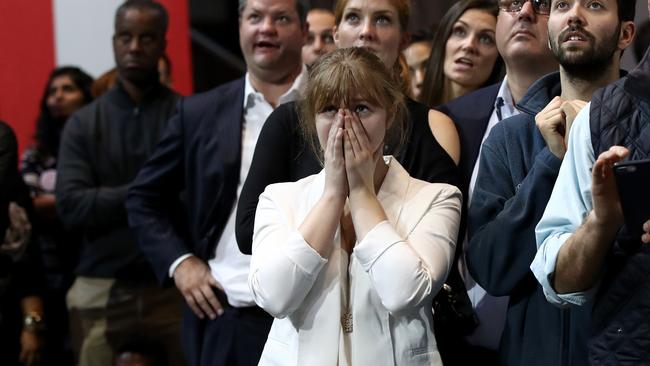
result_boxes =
[299,47,408,164]
[421,0,503,107]
[333,0,412,95]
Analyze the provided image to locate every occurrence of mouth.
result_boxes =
[513,29,535,39]
[454,57,474,68]
[562,30,589,44]
[254,40,280,51]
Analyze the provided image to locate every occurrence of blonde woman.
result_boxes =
[249,48,461,366]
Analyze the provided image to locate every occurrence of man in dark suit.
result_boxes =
[437,1,557,364]
[126,0,307,365]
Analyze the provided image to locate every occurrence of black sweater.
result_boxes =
[56,82,179,281]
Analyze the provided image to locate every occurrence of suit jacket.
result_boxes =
[249,157,461,366]
[126,78,244,284]
[438,83,500,196]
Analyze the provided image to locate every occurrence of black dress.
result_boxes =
[235,98,459,255]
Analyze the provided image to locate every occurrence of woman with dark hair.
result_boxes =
[421,0,503,107]
[20,66,93,365]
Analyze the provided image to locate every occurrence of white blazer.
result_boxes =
[249,157,461,366]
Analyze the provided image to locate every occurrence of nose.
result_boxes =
[414,67,425,87]
[359,18,376,42]
[127,37,141,52]
[313,36,324,53]
[53,88,64,100]
[518,0,537,23]
[260,15,277,35]
[567,3,586,27]
[461,34,479,54]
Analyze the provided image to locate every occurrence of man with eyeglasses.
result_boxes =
[466,0,636,365]
[437,0,557,364]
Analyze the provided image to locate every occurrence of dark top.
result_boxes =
[235,98,459,255]
[0,121,44,355]
[126,78,247,284]
[467,72,589,366]
[587,50,650,364]
[56,81,179,281]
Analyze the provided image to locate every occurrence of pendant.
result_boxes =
[341,312,353,333]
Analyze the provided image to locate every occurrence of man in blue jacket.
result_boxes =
[467,0,636,364]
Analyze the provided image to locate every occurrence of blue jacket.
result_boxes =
[467,72,590,366]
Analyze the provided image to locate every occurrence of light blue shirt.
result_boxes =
[531,103,599,307]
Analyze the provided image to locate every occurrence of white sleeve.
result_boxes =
[531,104,599,306]
[354,185,461,313]
[248,188,327,318]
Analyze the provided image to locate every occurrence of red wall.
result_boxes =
[0,1,193,155]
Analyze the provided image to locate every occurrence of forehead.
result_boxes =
[307,11,335,30]
[457,9,496,30]
[243,0,298,15]
[116,8,162,33]
[50,74,75,87]
[404,42,431,63]
[343,0,399,14]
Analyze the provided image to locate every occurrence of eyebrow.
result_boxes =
[455,20,495,35]
[344,7,396,16]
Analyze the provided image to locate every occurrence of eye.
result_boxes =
[248,13,261,23]
[344,12,360,25]
[306,34,315,45]
[376,15,392,25]
[116,33,132,44]
[140,34,155,45]
[323,34,335,44]
[277,14,290,23]
[553,1,569,10]
[320,105,338,114]
[587,1,603,10]
[535,0,551,11]
[479,34,495,46]
[62,85,78,93]
[451,25,466,38]
[354,104,370,114]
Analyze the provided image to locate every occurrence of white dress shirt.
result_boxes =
[169,66,307,307]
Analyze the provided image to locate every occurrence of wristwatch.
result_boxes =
[23,312,45,332]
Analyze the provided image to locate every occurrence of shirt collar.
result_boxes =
[495,75,518,118]
[243,64,308,109]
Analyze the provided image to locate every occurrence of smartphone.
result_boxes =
[613,159,650,238]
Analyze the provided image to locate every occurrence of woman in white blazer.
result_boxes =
[249,47,462,366]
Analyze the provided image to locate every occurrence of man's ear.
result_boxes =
[618,21,636,51]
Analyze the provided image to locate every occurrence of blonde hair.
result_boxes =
[299,47,408,164]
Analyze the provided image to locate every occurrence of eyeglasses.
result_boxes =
[498,0,551,15]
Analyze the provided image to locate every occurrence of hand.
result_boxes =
[560,99,587,135]
[1,203,32,259]
[173,256,223,319]
[323,109,348,200]
[591,146,629,230]
[643,220,650,243]
[343,110,379,195]
[19,329,42,366]
[536,96,569,158]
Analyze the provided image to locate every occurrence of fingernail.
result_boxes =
[217,309,224,316]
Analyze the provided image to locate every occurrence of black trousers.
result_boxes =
[182,303,273,366]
